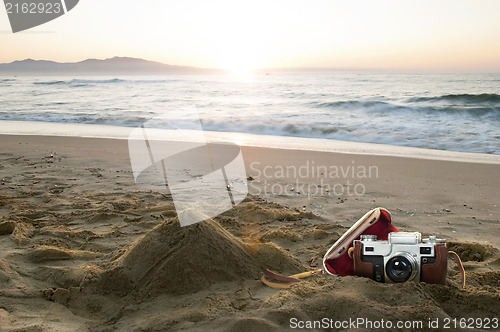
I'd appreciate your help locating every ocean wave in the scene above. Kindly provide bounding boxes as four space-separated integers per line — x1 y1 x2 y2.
200 119 357 139
30 78 180 86
70 78 126 84
33 78 130 85
33 80 66 85
365 104 500 118
313 100 392 110
408 93 500 104
199 118 499 154
70 78 179 84
428 106 500 117
312 99 500 119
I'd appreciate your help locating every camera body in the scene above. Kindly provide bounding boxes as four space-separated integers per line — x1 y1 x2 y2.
353 232 448 284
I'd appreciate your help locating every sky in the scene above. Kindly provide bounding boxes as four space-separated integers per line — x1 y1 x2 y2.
1 0 500 72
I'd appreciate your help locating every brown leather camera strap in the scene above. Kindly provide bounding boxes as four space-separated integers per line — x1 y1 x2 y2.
261 269 324 289
262 252 466 289
448 251 466 288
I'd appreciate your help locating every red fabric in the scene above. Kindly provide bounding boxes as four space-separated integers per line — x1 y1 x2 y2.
324 209 399 276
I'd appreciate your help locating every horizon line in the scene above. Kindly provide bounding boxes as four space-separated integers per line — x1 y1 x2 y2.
1 56 500 74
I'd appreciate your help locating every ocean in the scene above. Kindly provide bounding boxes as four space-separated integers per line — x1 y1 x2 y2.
1 73 499 155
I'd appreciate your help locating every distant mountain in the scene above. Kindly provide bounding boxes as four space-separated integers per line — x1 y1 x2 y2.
0 56 219 75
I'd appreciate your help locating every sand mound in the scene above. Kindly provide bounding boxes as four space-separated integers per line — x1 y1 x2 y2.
10 222 34 244
466 270 500 288
263 228 303 242
226 317 281 331
221 200 318 225
253 242 305 274
28 246 102 263
0 220 16 235
447 241 498 262
253 275 500 330
87 218 267 297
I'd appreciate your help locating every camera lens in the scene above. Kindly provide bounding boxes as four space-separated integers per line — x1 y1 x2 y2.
386 254 417 283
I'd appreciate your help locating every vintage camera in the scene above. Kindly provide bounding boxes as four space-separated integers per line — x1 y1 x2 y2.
352 232 448 284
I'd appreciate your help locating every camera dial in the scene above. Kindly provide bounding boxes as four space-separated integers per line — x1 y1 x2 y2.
422 235 444 244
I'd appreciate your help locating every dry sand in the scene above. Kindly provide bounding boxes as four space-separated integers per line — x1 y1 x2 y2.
0 134 499 331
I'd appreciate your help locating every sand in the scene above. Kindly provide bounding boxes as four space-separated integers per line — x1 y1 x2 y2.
0 134 499 331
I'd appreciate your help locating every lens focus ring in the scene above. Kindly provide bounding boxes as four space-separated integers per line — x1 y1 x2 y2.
386 252 418 283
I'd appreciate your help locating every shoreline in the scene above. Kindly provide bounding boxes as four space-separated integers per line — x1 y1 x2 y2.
1 120 500 165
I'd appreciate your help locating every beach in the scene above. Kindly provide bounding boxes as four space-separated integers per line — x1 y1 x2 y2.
0 134 499 331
